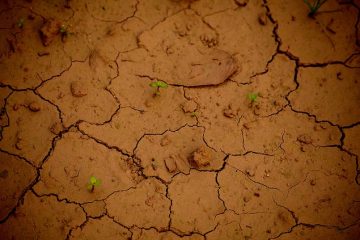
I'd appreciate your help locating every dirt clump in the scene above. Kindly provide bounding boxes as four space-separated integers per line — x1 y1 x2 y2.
164 154 190 174
28 102 41 112
70 81 88 97
164 156 177 173
181 100 197 113
223 104 238 118
49 122 64 135
297 134 312 144
39 19 61 46
160 135 171 146
258 13 268 25
190 146 212 167
235 0 249 7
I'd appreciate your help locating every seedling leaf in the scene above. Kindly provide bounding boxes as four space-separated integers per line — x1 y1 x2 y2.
149 80 168 88
90 176 97 185
248 93 258 102
17 18 25 28
60 25 67 33
157 81 168 88
303 0 327 16
149 82 158 88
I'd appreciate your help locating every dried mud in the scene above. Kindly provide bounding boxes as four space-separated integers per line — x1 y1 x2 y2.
0 0 359 239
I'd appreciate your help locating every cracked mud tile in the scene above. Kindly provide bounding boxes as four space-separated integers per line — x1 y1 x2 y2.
276 223 360 240
69 216 131 240
86 0 137 22
60 1 121 60
289 65 360 126
134 126 225 182
203 0 277 83
0 151 36 221
125 9 237 86
81 200 106 218
0 87 11 108
243 108 341 154
185 81 248 154
0 91 61 166
275 168 360 228
0 192 86 240
344 125 360 156
208 210 293 240
105 178 170 230
16 0 74 21
191 0 237 16
132 227 204 240
0 86 11 130
184 73 293 155
206 211 245 239
33 131 142 203
169 170 225 234
346 53 360 67
228 144 357 192
38 57 118 127
268 0 359 63
0 7 71 89
136 0 189 27
249 54 296 115
218 165 295 239
80 76 196 154
90 24 138 61
64 0 139 60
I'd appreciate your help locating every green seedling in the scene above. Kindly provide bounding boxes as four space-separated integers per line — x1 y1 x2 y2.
17 18 25 28
149 80 168 96
87 176 101 192
190 111 198 117
59 24 70 37
303 0 327 17
59 25 67 34
59 24 74 42
247 92 258 103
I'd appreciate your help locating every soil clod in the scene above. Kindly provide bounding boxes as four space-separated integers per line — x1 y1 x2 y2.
39 19 62 46
70 81 88 97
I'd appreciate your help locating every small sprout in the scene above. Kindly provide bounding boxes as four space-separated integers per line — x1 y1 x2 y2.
303 0 327 17
190 111 198 117
59 25 67 33
149 80 168 96
17 18 25 28
248 92 258 103
59 24 73 42
87 176 101 192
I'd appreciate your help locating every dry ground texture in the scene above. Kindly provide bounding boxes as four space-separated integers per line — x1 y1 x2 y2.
0 0 360 239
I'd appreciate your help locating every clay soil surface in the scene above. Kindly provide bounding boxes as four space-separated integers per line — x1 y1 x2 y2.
1 0 360 239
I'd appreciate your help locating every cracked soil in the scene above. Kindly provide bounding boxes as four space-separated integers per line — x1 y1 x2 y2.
0 0 360 239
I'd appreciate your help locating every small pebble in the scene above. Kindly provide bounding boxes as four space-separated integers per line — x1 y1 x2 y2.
258 13 268 26
29 102 41 112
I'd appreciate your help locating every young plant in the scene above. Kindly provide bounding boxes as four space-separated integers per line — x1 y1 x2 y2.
17 18 25 28
149 80 168 96
59 24 70 41
190 111 198 117
247 92 258 103
87 176 101 192
303 0 327 17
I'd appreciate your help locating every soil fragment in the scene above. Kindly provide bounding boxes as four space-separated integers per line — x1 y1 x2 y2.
70 81 88 97
190 146 212 167
39 19 61 46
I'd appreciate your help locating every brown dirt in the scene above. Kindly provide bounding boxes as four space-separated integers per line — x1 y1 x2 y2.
0 0 359 239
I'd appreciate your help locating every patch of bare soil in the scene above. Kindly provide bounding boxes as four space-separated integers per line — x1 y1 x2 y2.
0 0 359 239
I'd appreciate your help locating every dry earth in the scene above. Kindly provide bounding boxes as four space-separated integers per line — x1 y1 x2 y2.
0 0 360 239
